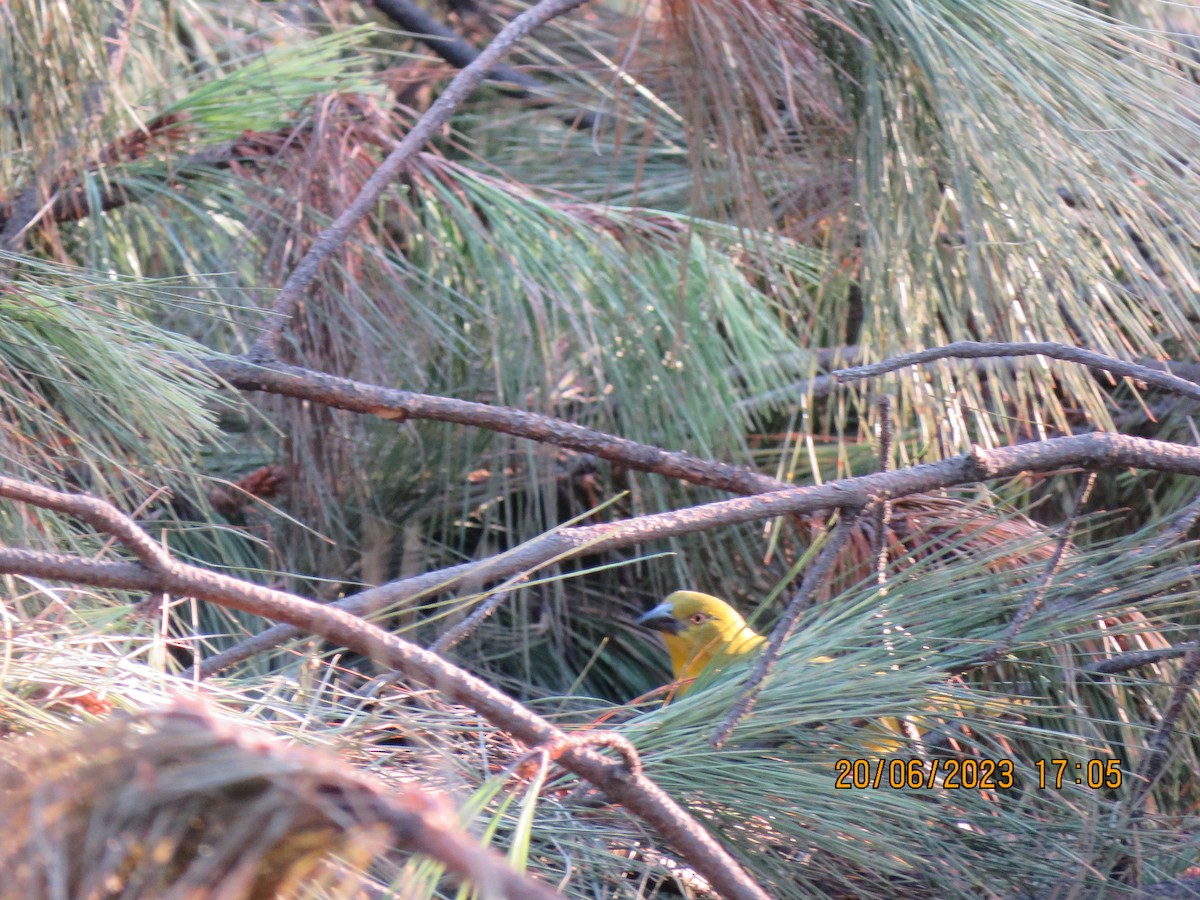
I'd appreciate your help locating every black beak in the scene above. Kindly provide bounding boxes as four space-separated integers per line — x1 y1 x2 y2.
636 602 681 634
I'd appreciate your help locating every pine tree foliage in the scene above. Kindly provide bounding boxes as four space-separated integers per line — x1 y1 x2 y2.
2 0 1200 896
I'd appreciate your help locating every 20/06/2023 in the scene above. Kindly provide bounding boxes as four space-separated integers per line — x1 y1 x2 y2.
833 757 1123 790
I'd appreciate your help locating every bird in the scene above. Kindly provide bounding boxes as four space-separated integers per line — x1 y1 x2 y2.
636 590 921 752
636 590 765 698
637 590 1027 753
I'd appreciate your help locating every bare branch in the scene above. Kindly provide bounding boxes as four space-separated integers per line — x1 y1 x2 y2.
951 473 1094 675
0 476 172 572
193 430 1200 676
1081 643 1199 676
199 354 778 494
742 343 1200 411
834 341 1200 402
1126 644 1200 820
370 0 596 129
710 510 863 748
250 0 591 360
0 477 769 900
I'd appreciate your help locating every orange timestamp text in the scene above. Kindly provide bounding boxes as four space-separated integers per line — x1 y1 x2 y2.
833 757 1124 790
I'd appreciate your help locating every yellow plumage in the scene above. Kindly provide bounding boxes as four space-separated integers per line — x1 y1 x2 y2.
638 590 1025 753
636 590 765 697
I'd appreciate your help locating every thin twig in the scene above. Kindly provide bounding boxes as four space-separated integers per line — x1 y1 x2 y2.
1081 643 1199 676
835 341 1200 403
250 0 591 360
951 473 1095 675
370 0 596 129
428 530 615 654
358 574 529 697
193 430 1200 677
0 476 769 900
742 343 1200 411
872 395 895 583
431 583 522 654
1126 644 1200 820
1130 488 1200 561
710 510 863 748
0 476 172 572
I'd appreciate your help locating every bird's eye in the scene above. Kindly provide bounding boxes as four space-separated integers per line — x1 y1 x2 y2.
689 612 708 625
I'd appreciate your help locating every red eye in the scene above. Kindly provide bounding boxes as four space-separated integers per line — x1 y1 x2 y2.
689 612 707 625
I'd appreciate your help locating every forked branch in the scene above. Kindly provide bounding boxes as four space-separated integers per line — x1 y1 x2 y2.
194 430 1200 676
0 475 768 900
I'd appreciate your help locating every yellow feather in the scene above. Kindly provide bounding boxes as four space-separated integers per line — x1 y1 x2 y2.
637 591 1025 752
638 591 764 697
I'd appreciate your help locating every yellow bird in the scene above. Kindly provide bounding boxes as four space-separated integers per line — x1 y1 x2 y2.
637 590 1024 753
636 590 765 697
637 591 915 752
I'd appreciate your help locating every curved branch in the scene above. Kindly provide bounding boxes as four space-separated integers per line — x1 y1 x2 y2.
194 431 1200 676
833 341 1200 401
199 354 775 494
0 476 172 572
743 343 1200 411
251 0 591 360
370 0 596 129
0 482 768 900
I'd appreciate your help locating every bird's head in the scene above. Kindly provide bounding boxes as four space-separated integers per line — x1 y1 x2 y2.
636 590 764 691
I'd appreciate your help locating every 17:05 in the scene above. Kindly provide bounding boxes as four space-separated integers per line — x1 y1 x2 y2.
1033 758 1123 789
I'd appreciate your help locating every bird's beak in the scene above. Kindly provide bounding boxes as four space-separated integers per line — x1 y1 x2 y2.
636 601 682 634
